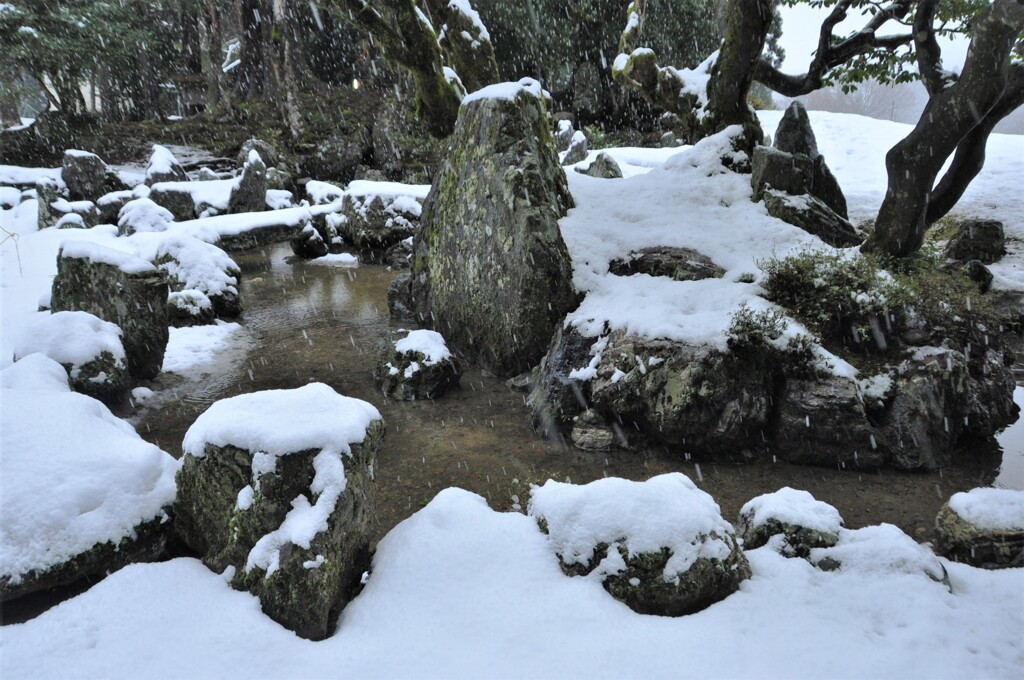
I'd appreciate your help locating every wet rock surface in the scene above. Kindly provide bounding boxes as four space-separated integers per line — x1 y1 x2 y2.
373 330 462 401
407 80 578 378
762 189 861 248
608 247 725 282
934 490 1024 568
943 219 1006 264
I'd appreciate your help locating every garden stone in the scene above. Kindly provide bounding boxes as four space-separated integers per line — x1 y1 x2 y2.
407 79 578 378
737 487 843 558
751 145 813 199
527 325 594 437
63 149 123 201
174 384 383 640
773 101 819 158
570 409 617 451
562 130 588 165
530 474 750 616
762 189 861 247
575 151 622 179
554 119 574 152
608 246 724 282
50 241 169 380
97 190 134 224
934 489 1024 568
149 185 197 221
384 237 414 269
771 376 883 469
943 219 1005 264
237 138 279 168
227 150 267 214
337 188 422 250
145 145 188 185
373 329 462 400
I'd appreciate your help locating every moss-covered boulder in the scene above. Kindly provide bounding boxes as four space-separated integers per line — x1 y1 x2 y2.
407 79 578 378
227 150 267 215
50 241 169 380
336 183 423 251
373 329 462 400
530 474 750 616
934 488 1024 568
608 246 725 282
174 384 383 640
737 487 843 558
575 151 622 179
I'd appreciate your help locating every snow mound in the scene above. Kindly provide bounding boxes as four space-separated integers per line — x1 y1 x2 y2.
0 361 178 582
145 145 182 181
13 311 125 376
740 487 844 535
306 180 345 205
59 240 156 274
0 353 71 392
182 382 381 460
307 253 358 266
948 488 1024 531
162 321 246 376
529 473 736 580
132 232 240 299
118 197 174 233
810 524 947 582
394 329 452 364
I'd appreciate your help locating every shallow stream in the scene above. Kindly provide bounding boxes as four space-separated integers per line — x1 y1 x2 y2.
135 243 1024 546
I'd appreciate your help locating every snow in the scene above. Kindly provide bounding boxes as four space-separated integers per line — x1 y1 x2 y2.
306 179 345 204
145 144 181 182
307 252 359 266
462 78 545 105
132 233 240 299
810 524 947 583
529 473 736 580
740 487 844 534
162 321 244 375
150 178 238 213
266 189 294 210
394 329 451 364
174 205 315 243
345 179 431 201
947 488 1024 531
0 356 178 582
0 352 71 392
182 383 381 460
118 197 174 233
2 489 1021 679
58 239 157 274
13 311 125 376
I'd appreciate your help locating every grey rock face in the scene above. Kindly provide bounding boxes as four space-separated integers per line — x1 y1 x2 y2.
50 246 169 380
773 101 819 158
303 133 371 185
762 190 862 248
771 377 883 469
527 324 594 437
291 222 330 259
237 138 280 168
145 145 188 185
373 330 462 400
386 272 416 322
35 178 63 228
228 151 268 214
575 151 623 179
935 500 1024 569
570 409 618 451
608 247 725 282
408 83 578 378
62 150 115 201
943 219 1005 264
553 118 574 152
752 145 814 200
384 238 414 269
149 186 197 221
174 409 383 640
562 131 588 166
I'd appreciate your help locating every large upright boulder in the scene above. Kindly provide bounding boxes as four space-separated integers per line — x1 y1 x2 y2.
62 149 125 201
50 241 169 380
406 78 578 377
227 150 268 214
773 102 848 219
174 384 383 640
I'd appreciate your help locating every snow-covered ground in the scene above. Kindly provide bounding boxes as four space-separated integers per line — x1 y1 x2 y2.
1 111 1023 678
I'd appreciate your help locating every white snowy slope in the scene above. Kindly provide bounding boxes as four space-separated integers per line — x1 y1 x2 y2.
1 489 1021 679
0 356 179 582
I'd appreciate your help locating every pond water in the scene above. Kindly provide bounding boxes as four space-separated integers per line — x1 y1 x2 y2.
133 243 1022 546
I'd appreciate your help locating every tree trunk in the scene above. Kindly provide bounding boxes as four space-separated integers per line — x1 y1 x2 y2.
237 0 270 98
701 0 774 147
862 0 1024 258
270 0 304 139
182 0 203 75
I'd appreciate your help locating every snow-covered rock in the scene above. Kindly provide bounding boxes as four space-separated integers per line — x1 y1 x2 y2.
50 241 169 380
529 473 750 616
12 311 128 405
117 197 174 235
144 145 187 186
737 487 844 557
374 329 462 400
174 383 384 640
0 355 178 600
810 523 949 587
62 149 125 201
935 488 1024 568
135 233 242 320
227 149 267 214
336 180 426 251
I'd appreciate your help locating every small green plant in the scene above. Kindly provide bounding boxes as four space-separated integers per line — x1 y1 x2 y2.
727 304 817 376
758 247 1005 362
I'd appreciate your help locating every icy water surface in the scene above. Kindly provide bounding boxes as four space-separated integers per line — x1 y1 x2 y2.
134 243 1021 546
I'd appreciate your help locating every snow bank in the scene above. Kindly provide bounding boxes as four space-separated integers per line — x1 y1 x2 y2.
529 473 735 579
182 382 381 460
162 321 246 375
0 352 70 392
0 357 178 582
948 488 1024 531
811 524 947 582
0 165 61 186
150 178 238 213
118 197 174 233
2 488 1022 679
13 311 125 375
